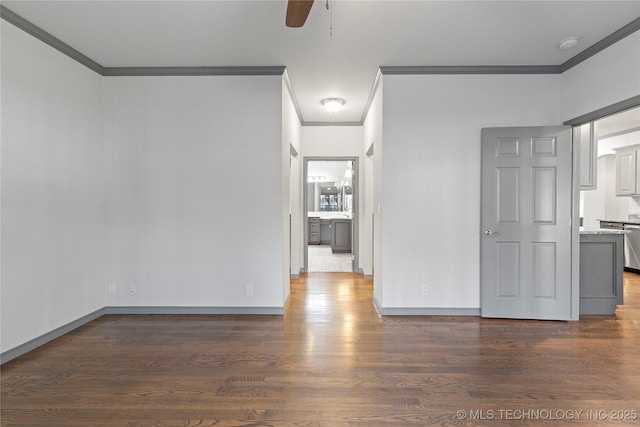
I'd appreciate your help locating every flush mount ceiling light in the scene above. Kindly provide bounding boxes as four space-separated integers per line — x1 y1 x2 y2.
558 36 579 50
322 98 345 113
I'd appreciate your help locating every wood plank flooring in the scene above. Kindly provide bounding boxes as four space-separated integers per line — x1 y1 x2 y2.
2 272 639 426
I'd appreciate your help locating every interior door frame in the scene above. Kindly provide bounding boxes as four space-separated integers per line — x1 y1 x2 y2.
302 156 359 273
571 127 580 320
479 96 640 320
563 96 640 319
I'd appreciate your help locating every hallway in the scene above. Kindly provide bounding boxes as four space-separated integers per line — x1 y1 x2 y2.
1 273 639 425
306 245 353 272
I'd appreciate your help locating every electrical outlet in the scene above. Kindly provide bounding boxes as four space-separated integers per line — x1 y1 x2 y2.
108 282 117 294
246 284 254 296
421 284 429 296
129 286 136 296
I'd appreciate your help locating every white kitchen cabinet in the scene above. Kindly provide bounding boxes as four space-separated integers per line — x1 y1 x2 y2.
615 146 640 196
575 122 598 191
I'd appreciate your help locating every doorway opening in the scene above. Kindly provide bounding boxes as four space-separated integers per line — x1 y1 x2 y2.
579 106 640 229
579 105 640 306
303 157 358 273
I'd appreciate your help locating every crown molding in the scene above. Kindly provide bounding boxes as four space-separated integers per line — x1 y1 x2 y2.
563 95 640 127
282 70 305 124
0 4 104 75
0 5 285 78
2 5 639 127
284 69 364 126
301 121 364 127
103 66 285 77
599 126 640 141
360 69 383 124
380 65 562 75
560 17 640 73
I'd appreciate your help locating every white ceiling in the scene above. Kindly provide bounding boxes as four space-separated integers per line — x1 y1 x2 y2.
597 107 640 155
598 107 640 137
3 0 640 123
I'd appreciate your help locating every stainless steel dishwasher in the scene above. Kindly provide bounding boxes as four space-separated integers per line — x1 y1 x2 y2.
623 224 640 270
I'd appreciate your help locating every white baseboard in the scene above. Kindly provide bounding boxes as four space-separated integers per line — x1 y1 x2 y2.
1 306 284 364
2 303 480 364
105 306 284 315
0 308 106 364
377 307 481 316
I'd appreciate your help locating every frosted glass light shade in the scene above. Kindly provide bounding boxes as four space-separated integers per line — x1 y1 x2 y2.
322 98 345 113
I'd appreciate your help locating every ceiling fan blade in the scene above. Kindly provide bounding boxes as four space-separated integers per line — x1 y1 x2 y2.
286 0 314 28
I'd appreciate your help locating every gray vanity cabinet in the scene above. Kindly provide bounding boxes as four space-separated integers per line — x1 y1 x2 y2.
319 219 331 244
308 217 320 244
331 219 352 253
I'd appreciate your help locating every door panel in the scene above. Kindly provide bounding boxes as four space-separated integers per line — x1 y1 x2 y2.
532 242 556 298
532 167 557 224
496 242 520 297
497 168 519 223
481 126 573 320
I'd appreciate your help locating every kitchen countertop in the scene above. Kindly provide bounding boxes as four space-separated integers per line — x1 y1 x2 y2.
597 218 640 225
580 227 628 235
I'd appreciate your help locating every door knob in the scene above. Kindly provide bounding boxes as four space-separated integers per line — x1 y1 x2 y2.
484 230 496 236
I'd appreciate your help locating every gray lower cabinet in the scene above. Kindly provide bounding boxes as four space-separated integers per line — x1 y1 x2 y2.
331 219 352 253
579 233 624 315
319 219 331 244
308 218 320 244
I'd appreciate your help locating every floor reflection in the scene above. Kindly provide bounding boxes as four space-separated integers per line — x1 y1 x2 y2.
286 272 380 368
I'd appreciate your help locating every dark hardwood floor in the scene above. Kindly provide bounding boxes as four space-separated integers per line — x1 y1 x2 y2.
2 272 639 426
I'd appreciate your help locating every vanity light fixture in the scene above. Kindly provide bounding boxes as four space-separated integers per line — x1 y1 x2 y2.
558 36 579 50
322 98 345 113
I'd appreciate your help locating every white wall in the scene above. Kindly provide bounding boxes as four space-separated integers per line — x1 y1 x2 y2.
582 154 631 228
582 156 609 229
104 75 285 308
561 32 640 122
3 10 637 358
283 74 302 287
1 22 106 352
363 76 383 295
301 126 364 158
300 126 366 272
380 74 562 310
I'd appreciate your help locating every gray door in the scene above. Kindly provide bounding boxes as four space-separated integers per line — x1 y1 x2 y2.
481 126 573 320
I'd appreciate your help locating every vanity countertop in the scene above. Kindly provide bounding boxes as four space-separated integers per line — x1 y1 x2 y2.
308 212 351 220
580 227 628 235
